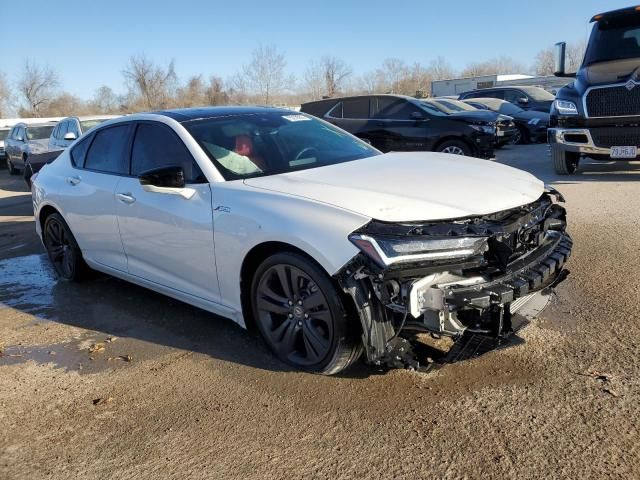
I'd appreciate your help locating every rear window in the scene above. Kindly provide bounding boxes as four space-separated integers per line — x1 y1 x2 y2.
84 125 130 174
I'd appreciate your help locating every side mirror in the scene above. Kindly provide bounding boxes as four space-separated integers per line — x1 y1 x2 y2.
410 111 425 120
518 97 529 105
139 165 185 188
63 132 77 141
554 42 567 76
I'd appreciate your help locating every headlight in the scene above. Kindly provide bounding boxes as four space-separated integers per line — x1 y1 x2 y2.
349 234 488 267
470 124 495 135
553 100 578 115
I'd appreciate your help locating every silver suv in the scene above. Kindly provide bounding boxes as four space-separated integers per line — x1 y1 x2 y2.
48 115 118 150
5 122 56 175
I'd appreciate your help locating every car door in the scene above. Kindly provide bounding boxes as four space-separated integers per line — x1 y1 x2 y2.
55 121 68 150
115 121 220 303
325 97 373 140
62 124 132 272
14 127 27 167
5 127 16 161
372 97 432 151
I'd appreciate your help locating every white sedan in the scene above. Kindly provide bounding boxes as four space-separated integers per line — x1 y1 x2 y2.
32 107 572 374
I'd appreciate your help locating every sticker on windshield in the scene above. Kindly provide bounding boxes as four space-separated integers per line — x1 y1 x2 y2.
282 114 310 122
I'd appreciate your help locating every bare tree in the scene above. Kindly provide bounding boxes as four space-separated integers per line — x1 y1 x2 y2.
89 85 120 113
461 56 526 77
427 56 455 81
205 76 229 105
17 61 59 116
0 72 11 117
303 60 325 100
123 54 177 109
566 39 587 72
320 56 351 97
534 39 587 75
533 47 555 75
239 45 292 104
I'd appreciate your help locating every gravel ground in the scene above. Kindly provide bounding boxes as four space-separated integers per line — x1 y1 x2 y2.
1 145 639 479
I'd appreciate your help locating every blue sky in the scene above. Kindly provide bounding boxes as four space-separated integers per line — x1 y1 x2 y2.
4 0 629 99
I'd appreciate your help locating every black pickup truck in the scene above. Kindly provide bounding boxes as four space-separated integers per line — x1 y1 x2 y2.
550 5 640 174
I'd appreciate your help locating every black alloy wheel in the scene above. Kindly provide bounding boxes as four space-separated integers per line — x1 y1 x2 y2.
251 252 361 374
43 213 87 281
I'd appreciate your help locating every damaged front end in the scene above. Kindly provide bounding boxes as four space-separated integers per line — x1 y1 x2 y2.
336 187 572 370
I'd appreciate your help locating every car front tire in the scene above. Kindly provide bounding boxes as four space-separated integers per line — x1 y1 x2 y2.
7 158 18 175
251 252 362 375
436 140 470 156
43 213 89 281
552 146 580 175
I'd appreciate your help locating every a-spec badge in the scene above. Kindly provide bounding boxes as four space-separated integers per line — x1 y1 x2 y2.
626 79 636 91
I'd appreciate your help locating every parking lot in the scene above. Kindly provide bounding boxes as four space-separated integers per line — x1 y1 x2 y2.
1 144 639 479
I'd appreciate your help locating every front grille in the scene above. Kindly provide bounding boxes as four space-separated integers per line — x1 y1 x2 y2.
591 127 640 148
586 85 640 117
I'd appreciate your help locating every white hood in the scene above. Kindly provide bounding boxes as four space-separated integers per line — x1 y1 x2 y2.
244 152 544 222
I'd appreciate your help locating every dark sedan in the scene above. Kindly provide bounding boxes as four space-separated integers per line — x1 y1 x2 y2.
430 98 518 147
459 86 555 113
462 98 549 145
301 94 495 158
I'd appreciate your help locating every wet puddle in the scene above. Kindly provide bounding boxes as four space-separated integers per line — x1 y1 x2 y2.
0 254 58 318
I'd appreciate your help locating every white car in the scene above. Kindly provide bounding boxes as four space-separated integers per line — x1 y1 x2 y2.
48 115 120 151
32 107 572 374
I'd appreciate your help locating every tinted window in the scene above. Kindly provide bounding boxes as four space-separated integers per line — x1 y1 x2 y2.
503 90 525 103
84 125 130 174
585 15 640 65
327 102 343 119
70 134 93 167
131 123 204 182
342 98 370 119
69 120 81 137
375 98 422 119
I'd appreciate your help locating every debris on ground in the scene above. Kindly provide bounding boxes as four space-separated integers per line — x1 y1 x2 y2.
92 397 113 406
578 370 614 382
603 388 620 398
105 337 117 344
88 343 106 354
107 355 133 362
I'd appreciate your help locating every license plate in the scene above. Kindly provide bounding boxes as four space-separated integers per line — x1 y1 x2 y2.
497 131 505 137
611 146 637 158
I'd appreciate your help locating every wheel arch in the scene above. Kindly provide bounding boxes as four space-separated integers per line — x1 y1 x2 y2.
239 241 360 335
433 135 475 155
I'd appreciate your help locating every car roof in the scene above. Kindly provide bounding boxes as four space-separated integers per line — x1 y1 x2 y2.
14 122 57 128
591 5 640 22
463 98 508 106
149 106 296 122
63 115 121 122
302 93 416 106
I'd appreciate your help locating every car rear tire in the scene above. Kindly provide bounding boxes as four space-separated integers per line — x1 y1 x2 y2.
7 158 18 175
552 146 580 175
24 163 34 188
436 140 470 156
251 252 362 375
509 126 529 145
43 213 89 282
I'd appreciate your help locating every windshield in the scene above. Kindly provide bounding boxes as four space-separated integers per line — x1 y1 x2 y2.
0 129 9 141
26 126 55 140
519 87 555 101
417 101 448 116
432 99 477 113
184 112 380 180
80 118 111 133
584 15 640 65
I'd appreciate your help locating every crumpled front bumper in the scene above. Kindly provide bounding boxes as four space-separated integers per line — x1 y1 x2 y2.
411 231 572 315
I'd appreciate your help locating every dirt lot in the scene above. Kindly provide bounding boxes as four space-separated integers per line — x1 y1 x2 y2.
1 145 639 479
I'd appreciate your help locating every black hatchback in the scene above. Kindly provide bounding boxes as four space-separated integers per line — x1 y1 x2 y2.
300 95 495 159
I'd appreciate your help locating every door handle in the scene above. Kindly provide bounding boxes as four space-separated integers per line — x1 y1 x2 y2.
116 192 136 204
66 175 82 186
